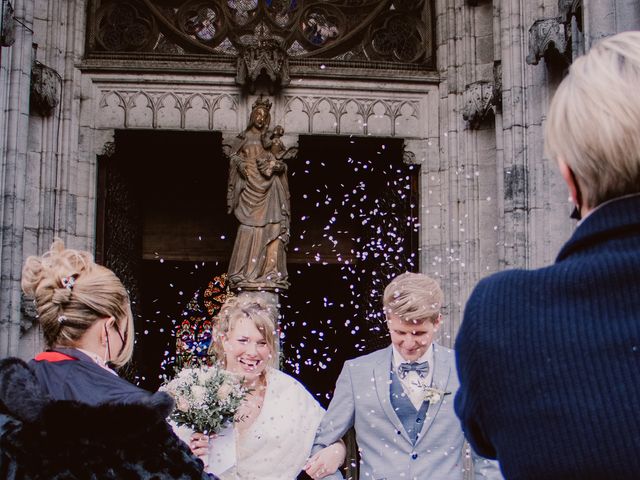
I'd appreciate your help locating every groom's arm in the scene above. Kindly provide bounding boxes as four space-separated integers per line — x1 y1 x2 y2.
309 362 357 480
313 361 356 450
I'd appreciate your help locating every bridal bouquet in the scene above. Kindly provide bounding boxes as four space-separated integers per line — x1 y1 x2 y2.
161 363 248 435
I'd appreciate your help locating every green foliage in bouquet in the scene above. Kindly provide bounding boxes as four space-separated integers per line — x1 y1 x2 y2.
161 363 248 435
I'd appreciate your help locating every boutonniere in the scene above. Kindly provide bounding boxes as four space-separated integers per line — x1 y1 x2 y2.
411 378 451 404
422 386 451 404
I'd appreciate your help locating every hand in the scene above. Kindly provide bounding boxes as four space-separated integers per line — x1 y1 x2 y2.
271 160 285 173
190 432 212 467
240 162 249 179
304 442 346 479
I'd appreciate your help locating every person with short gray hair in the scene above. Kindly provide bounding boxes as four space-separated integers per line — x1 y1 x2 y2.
455 30 640 479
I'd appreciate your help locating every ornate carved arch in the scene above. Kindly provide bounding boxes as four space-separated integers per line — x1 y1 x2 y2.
86 0 435 69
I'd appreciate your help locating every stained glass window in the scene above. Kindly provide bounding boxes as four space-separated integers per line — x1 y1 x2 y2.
86 0 434 69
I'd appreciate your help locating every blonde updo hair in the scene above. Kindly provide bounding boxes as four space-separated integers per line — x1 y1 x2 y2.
383 272 443 324
21 239 134 367
208 296 278 368
545 31 640 208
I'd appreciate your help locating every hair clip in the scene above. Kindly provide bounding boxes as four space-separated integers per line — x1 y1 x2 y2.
61 275 76 290
58 315 67 324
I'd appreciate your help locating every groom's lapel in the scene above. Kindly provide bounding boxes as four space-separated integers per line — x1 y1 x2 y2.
373 346 412 444
415 343 451 446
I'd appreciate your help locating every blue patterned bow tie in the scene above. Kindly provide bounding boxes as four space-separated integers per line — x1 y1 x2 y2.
398 360 429 379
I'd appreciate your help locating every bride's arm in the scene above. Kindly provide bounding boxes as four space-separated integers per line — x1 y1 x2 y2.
304 440 346 479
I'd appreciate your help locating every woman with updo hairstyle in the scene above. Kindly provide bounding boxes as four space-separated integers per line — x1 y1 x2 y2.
187 296 345 479
0 240 216 479
20 239 147 403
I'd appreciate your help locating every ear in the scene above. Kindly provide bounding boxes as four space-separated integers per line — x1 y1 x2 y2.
432 314 442 331
99 317 115 345
220 332 230 353
558 159 580 207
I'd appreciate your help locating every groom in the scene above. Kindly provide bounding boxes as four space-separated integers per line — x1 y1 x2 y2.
307 272 500 480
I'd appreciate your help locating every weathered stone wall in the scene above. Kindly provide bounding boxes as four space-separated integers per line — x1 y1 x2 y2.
2 0 640 360
0 0 33 358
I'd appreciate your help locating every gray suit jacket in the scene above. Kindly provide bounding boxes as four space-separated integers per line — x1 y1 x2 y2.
312 344 501 480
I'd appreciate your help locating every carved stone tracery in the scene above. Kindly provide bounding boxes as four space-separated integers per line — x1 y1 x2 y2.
96 87 427 139
86 0 434 69
1 0 16 47
526 0 583 67
461 81 499 129
558 0 582 23
236 39 290 92
30 61 62 117
526 18 568 66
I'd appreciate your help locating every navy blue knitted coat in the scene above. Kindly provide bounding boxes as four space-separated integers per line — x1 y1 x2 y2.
455 194 640 480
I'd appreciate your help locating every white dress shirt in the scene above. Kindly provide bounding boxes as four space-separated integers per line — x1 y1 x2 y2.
392 344 434 409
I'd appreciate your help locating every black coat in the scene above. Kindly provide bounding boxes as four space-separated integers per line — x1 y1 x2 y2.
0 357 214 480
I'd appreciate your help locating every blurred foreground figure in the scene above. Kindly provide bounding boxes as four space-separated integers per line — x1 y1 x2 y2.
0 240 213 480
455 31 640 480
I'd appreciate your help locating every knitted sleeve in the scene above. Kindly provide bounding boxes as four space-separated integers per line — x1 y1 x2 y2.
454 279 497 459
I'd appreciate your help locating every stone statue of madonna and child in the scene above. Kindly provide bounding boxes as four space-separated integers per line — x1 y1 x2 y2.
226 97 292 293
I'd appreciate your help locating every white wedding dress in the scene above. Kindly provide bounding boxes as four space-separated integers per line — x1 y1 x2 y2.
221 368 325 480
173 368 325 480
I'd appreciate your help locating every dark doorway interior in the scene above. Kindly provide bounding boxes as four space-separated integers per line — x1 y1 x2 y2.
281 135 420 407
97 131 419 400
97 129 234 389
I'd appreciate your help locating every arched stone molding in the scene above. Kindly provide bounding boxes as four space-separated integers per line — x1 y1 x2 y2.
93 80 436 140
281 92 428 139
96 87 241 132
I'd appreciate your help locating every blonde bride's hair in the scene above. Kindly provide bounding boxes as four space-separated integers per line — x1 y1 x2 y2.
209 296 278 368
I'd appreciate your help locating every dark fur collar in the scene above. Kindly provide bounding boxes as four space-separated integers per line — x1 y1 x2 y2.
0 358 49 422
0 358 209 480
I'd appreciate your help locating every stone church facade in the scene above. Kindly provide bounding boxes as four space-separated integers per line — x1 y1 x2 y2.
1 0 639 364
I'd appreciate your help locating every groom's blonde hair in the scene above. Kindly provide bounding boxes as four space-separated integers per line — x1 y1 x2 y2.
383 272 443 324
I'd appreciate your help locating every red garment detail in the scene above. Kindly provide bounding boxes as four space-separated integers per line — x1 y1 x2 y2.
33 351 77 362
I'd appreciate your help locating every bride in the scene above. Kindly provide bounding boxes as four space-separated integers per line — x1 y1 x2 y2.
189 296 345 479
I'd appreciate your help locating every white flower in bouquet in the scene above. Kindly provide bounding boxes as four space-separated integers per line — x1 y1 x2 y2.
191 385 207 404
217 382 233 401
160 362 248 435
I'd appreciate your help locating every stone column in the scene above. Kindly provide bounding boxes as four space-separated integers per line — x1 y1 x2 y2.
432 0 503 343
585 0 640 48
16 0 91 359
496 0 574 272
0 0 33 357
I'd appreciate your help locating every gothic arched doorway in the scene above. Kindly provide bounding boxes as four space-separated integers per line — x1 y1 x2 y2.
97 129 233 388
97 130 419 399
